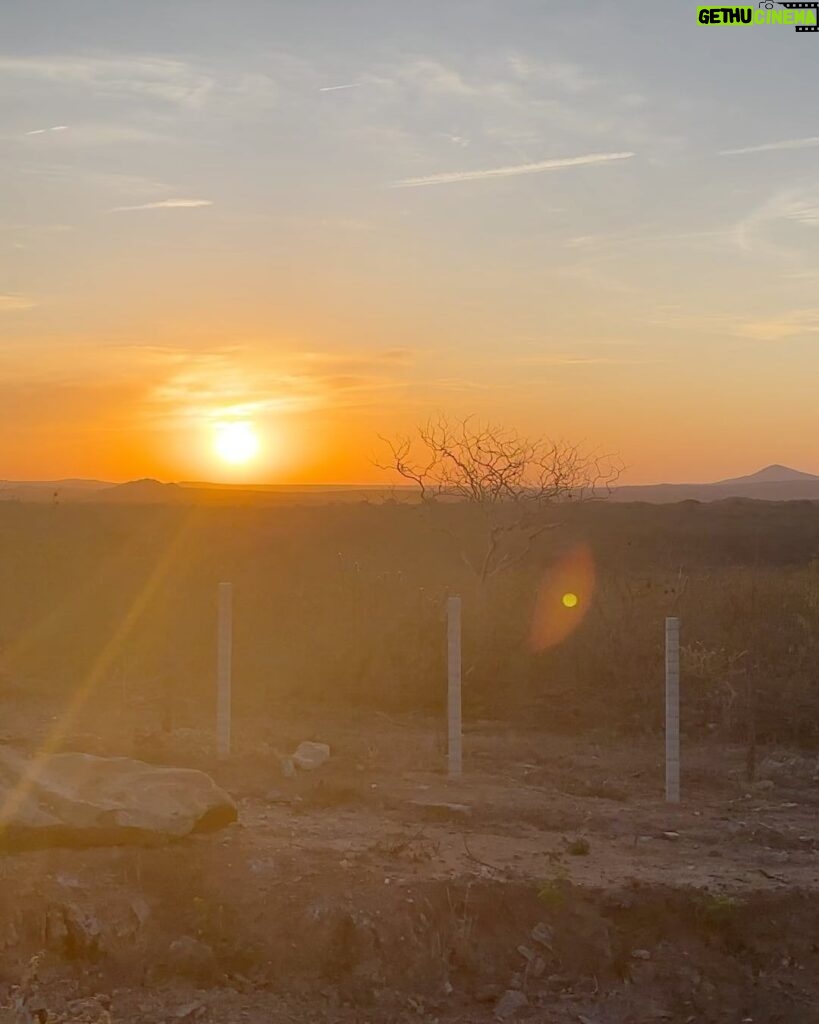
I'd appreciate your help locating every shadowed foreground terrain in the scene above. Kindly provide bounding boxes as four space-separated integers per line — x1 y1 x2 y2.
1 709 818 1023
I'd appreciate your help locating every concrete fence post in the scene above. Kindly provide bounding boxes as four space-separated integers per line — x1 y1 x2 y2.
217 582 233 758
447 595 462 780
665 616 680 803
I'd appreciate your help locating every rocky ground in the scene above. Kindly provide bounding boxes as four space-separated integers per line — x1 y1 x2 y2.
1 707 818 1023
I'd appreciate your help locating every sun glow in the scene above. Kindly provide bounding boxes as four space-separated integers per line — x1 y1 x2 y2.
213 421 260 465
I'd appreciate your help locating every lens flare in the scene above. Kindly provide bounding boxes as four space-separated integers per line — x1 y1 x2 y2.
530 543 595 651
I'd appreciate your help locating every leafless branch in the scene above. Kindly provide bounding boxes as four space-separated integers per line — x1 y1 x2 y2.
377 416 622 581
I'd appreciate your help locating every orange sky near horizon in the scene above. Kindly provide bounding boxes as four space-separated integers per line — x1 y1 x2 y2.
4 323 817 486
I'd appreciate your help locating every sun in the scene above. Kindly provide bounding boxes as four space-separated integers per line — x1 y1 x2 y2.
213 421 260 465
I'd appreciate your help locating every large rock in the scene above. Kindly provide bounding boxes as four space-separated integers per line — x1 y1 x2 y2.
0 747 237 850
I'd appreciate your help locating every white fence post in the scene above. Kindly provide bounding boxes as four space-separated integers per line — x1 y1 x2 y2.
217 582 233 758
665 616 680 803
447 595 462 780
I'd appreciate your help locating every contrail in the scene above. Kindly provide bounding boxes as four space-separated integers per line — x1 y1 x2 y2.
319 83 361 92
25 125 69 135
720 136 819 156
389 151 635 188
111 198 213 212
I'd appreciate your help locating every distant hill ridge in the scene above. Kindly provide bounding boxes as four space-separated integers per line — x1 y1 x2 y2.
2 465 819 505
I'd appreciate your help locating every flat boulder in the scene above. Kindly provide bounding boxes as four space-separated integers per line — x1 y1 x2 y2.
292 741 331 771
0 747 237 851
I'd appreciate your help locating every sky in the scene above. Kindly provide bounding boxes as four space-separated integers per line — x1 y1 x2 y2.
1 0 818 485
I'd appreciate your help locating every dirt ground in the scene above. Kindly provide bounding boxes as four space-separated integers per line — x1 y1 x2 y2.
1 704 819 1023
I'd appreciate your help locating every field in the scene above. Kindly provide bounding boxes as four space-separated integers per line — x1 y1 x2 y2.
1 498 819 1022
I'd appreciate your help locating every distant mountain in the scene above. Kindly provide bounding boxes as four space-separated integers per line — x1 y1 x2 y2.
612 465 819 503
715 464 819 486
95 479 185 503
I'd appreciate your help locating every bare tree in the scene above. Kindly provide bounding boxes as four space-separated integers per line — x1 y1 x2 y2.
377 416 621 582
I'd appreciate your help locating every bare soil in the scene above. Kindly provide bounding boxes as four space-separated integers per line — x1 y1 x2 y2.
1 706 818 1023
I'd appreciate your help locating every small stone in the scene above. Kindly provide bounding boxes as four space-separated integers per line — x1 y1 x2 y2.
410 799 471 817
531 922 554 948
631 948 652 960
173 1001 206 1019
661 831 679 841
494 989 528 1020
280 758 296 779
292 741 331 771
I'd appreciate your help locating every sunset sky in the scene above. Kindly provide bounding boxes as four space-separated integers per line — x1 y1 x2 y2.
2 1 818 485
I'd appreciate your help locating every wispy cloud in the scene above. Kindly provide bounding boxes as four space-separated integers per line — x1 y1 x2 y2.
111 198 213 212
720 137 819 157
0 55 213 106
25 125 69 136
513 354 630 367
0 295 36 312
145 346 419 424
734 185 819 254
736 309 819 342
0 55 279 113
649 309 819 342
389 151 634 188
19 123 167 147
319 82 361 92
507 55 598 95
392 59 487 98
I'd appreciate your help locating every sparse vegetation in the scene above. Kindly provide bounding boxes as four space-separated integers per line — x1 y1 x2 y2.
0 499 818 744
538 861 571 908
567 837 591 857
697 892 743 931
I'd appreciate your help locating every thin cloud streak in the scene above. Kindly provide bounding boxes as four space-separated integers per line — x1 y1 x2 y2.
319 83 361 92
111 198 213 212
389 151 635 188
25 125 69 135
720 137 819 156
0 294 36 311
